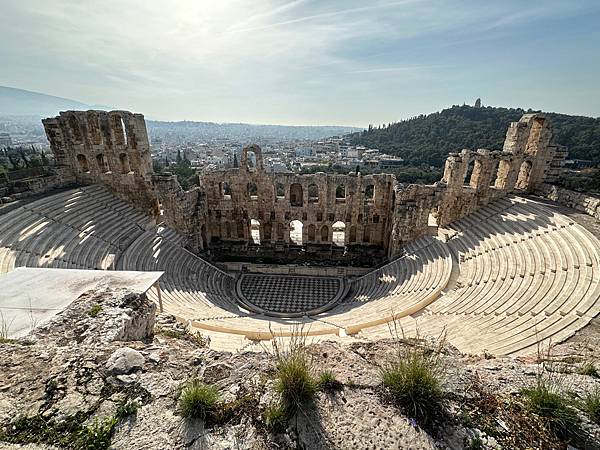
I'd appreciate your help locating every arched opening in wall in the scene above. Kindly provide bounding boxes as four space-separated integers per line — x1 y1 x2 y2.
469 160 482 188
363 225 371 243
263 223 272 241
96 154 109 173
119 153 130 174
320 225 329 243
494 160 511 189
275 183 285 199
221 181 231 199
464 158 475 185
225 222 232 238
308 184 319 203
201 224 208 249
76 154 89 173
364 184 374 202
277 222 285 241
237 221 245 239
489 161 499 188
349 225 357 243
290 220 303 245
516 160 532 190
250 219 261 245
307 224 316 242
247 182 258 200
428 208 439 227
69 115 82 141
332 221 345 247
246 150 257 170
335 184 346 201
120 117 128 146
290 183 303 206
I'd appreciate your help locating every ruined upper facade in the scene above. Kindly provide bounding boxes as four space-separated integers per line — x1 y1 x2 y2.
42 110 159 217
43 111 565 263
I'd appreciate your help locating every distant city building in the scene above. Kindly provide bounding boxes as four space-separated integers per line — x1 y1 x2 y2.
295 147 315 157
378 157 405 169
0 133 12 147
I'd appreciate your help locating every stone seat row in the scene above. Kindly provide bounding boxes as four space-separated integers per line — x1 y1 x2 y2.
0 185 152 274
359 196 600 356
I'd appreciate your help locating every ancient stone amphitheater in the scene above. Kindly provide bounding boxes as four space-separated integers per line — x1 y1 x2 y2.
1 110 599 356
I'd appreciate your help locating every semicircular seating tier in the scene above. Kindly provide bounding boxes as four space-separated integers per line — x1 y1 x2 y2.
359 196 600 356
1 185 599 356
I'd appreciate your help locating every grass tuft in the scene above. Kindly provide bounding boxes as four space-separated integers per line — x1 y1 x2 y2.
520 380 578 439
380 323 445 424
318 370 343 391
272 331 317 412
88 304 102 318
178 378 220 420
115 401 139 419
581 389 600 424
577 361 599 378
262 402 287 433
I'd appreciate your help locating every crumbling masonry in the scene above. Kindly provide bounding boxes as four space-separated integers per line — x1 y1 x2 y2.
43 111 565 263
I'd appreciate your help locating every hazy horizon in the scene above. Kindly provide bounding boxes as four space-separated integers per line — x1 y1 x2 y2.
2 0 600 127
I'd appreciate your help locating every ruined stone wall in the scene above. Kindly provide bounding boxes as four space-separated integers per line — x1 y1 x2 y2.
42 110 159 218
537 183 600 220
192 145 395 261
39 111 560 263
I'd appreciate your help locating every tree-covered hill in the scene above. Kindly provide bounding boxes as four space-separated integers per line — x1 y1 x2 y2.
348 105 600 167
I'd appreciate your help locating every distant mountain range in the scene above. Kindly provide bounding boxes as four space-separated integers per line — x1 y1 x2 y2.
0 86 360 140
0 86 112 116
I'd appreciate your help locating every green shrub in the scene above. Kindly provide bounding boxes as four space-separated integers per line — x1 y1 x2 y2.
88 304 102 318
380 344 444 423
581 389 600 424
178 378 220 420
318 370 342 391
115 401 139 419
521 380 578 439
263 402 287 433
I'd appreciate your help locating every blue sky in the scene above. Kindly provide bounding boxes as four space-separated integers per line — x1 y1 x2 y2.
1 0 599 125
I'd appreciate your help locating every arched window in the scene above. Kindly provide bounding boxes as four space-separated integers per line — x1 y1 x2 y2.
237 221 245 239
225 222 232 238
489 161 499 187
246 150 256 170
308 184 319 203
250 219 260 244
516 160 533 190
349 225 357 243
69 115 82 141
464 158 474 185
276 183 285 198
201 224 208 249
120 117 128 146
119 153 130 174
248 182 258 200
290 183 303 207
335 184 346 200
307 224 316 242
290 220 303 245
320 225 329 242
76 154 89 173
364 184 374 201
96 153 109 173
363 225 371 243
277 223 285 241
263 223 272 241
332 221 345 247
221 181 232 199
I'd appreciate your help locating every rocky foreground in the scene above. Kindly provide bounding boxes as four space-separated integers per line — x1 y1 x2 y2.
1 289 600 449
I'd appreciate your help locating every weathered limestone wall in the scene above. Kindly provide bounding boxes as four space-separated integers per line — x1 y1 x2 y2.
0 166 76 205
537 184 600 220
193 145 395 261
39 110 561 263
42 110 159 218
